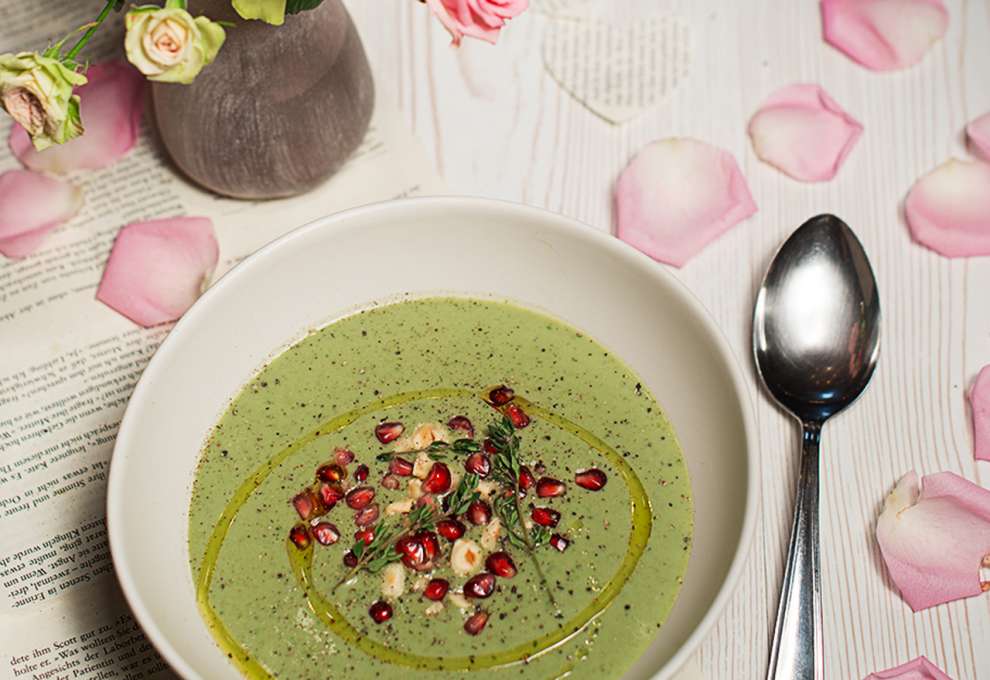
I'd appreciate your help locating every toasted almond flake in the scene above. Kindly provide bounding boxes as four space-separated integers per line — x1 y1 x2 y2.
480 517 502 552
448 592 470 610
412 423 449 450
386 499 414 516
476 479 500 500
413 451 433 479
407 478 424 500
451 538 484 577
381 563 406 599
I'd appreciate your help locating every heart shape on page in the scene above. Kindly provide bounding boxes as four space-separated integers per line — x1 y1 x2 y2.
531 0 594 20
542 14 692 125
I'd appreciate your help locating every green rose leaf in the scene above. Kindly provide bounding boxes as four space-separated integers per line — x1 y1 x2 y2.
285 0 324 14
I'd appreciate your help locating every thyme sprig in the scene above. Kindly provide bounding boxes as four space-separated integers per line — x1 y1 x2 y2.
375 438 480 463
485 415 559 611
334 504 437 589
493 494 551 550
446 473 481 516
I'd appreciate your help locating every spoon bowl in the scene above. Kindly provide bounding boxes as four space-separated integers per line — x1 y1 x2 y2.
753 213 880 680
754 214 881 423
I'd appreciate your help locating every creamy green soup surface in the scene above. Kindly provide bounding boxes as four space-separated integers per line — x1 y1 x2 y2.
188 297 692 679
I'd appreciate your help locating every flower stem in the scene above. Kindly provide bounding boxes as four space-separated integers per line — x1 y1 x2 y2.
64 0 116 62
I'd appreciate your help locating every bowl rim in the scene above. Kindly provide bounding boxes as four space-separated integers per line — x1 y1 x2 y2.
106 195 759 680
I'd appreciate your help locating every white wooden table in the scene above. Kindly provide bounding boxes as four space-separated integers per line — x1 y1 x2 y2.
344 1 990 677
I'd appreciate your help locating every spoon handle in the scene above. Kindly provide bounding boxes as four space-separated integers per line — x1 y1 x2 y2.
767 422 824 680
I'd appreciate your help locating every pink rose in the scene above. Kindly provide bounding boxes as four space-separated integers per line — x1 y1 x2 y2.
425 0 528 45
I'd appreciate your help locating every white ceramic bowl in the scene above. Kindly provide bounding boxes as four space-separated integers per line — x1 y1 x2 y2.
107 197 757 680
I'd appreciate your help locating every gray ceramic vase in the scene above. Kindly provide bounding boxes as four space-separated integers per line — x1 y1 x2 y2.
152 0 374 199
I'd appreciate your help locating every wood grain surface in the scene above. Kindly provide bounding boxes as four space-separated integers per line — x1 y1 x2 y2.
342 1 990 677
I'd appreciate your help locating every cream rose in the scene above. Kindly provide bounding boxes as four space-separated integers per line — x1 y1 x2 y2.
125 1 225 85
0 52 87 150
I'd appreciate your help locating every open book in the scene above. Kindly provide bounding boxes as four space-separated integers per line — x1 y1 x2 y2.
0 3 443 677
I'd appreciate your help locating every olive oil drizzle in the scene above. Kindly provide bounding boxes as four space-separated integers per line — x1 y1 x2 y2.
195 388 653 677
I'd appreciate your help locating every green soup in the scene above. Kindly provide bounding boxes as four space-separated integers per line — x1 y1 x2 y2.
188 297 692 679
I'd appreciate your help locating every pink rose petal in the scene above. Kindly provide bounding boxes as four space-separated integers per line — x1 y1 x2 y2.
10 61 145 174
425 0 528 45
905 159 990 257
615 138 757 267
0 169 82 259
748 83 863 182
966 112 990 162
876 470 990 611
821 0 949 71
96 217 218 327
865 656 953 680
969 366 990 462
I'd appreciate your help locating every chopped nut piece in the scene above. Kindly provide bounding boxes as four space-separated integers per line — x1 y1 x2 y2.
450 538 484 577
381 563 406 599
480 517 501 552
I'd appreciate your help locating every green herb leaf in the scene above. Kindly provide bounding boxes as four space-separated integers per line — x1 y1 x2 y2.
445 473 479 515
286 0 324 15
452 438 481 454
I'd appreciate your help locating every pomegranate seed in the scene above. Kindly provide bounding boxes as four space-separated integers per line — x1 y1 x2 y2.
354 464 369 482
485 551 517 578
536 477 566 498
369 600 393 624
334 447 355 465
463 572 496 598
345 486 375 510
375 422 404 443
505 404 530 429
423 578 450 601
422 462 452 494
531 506 561 528
575 468 608 491
389 457 414 477
417 530 441 561
317 483 345 508
316 463 347 484
549 534 570 552
464 452 491 478
447 416 475 438
292 490 322 520
354 527 375 545
436 517 466 541
518 466 535 492
488 385 514 406
467 500 492 526
380 474 400 490
354 503 380 527
395 534 427 569
464 610 489 635
342 551 358 568
312 522 340 546
482 439 498 455
288 524 310 549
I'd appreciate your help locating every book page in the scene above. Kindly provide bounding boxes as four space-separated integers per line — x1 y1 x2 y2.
0 7 444 676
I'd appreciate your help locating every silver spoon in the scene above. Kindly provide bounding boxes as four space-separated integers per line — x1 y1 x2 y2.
753 214 881 680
